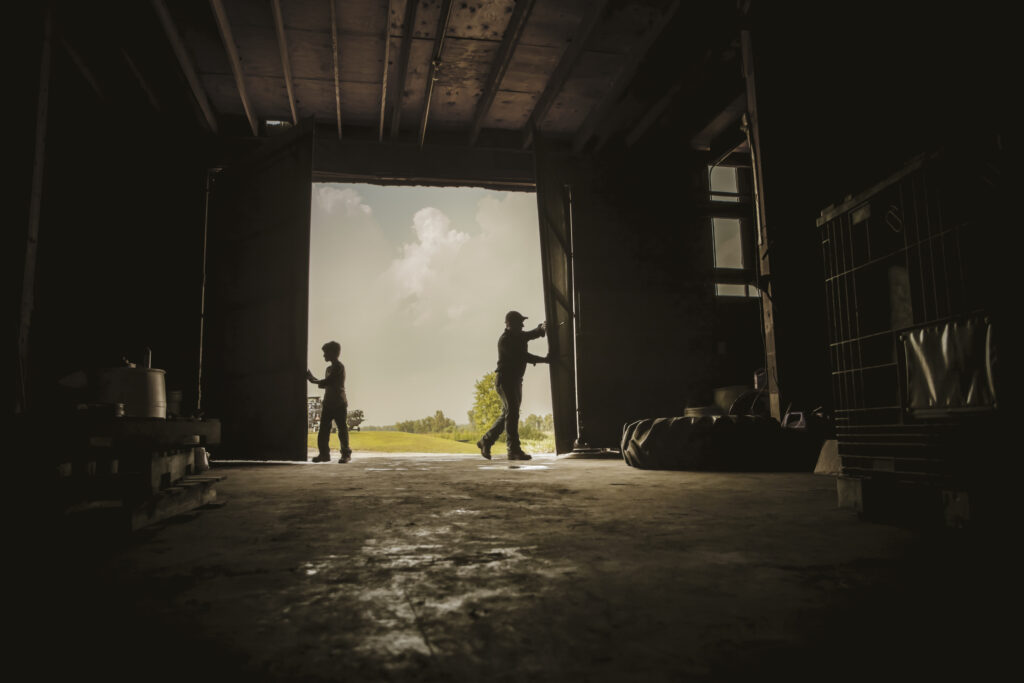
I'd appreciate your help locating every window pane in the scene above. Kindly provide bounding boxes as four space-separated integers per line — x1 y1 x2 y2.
708 166 740 203
709 166 738 193
716 283 748 297
713 217 743 269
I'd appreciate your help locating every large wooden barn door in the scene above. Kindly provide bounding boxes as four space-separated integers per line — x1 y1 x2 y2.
534 137 577 454
203 122 314 460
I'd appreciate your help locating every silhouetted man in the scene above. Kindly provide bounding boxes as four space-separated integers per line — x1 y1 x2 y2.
307 341 352 463
478 311 549 461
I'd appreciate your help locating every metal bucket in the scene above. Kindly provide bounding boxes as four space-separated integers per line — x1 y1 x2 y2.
95 367 167 419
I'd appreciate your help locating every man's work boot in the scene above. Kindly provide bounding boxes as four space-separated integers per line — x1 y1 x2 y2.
311 454 330 463
338 450 352 463
507 450 532 461
476 439 491 460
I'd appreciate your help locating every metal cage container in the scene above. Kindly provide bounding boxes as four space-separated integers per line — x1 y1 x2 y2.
817 150 1002 492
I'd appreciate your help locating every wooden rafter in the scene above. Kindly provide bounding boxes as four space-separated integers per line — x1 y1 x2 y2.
121 49 162 111
150 0 218 133
624 82 681 148
389 0 418 139
330 0 342 138
521 0 610 150
209 0 258 136
468 0 535 146
417 0 456 148
572 0 680 153
377 0 392 141
60 37 104 102
271 0 298 125
687 91 747 152
20 7 53 413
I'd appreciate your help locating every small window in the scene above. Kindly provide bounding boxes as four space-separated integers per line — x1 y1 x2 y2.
708 164 755 298
716 283 747 297
715 283 760 298
713 217 744 269
709 166 741 203
265 120 293 135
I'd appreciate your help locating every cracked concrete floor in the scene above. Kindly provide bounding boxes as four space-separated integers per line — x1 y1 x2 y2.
27 453 1003 682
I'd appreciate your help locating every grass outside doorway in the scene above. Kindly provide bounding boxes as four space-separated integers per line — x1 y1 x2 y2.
308 431 554 455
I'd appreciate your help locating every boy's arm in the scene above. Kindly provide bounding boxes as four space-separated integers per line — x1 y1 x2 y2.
318 364 341 389
306 369 319 384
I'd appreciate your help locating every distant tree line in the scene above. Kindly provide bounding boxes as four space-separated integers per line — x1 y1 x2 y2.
524 411 557 432
394 410 456 434
389 371 553 442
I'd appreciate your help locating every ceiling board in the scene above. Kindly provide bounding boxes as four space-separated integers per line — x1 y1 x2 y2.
484 90 538 129
446 0 516 40
64 0 740 152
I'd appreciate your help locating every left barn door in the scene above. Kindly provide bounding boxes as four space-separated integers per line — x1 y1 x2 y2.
203 122 314 460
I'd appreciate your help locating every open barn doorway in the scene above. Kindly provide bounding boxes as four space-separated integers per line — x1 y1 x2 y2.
307 183 554 460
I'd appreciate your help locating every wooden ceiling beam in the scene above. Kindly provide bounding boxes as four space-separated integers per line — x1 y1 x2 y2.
330 0 343 138
468 0 535 147
521 0 610 150
377 0 392 141
271 0 298 125
389 0 418 140
150 0 218 133
209 0 258 136
417 0 456 148
624 82 681 148
688 91 747 151
120 49 162 112
59 37 104 102
572 0 680 154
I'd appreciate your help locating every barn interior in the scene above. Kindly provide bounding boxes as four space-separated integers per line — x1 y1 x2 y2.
14 0 1013 680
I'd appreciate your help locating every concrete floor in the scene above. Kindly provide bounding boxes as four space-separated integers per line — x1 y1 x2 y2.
28 452 1003 682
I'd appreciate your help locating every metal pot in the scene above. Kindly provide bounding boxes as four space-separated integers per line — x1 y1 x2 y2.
95 367 167 419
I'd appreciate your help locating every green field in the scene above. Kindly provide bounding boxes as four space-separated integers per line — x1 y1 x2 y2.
307 431 553 455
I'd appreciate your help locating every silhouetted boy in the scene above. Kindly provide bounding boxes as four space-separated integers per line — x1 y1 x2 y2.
307 341 352 463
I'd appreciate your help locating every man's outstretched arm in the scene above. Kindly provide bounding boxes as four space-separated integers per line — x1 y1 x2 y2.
525 322 547 340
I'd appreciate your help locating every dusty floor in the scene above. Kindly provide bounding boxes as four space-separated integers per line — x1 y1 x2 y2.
27 452 1004 681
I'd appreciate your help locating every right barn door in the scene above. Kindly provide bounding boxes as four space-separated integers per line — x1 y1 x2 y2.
534 137 577 454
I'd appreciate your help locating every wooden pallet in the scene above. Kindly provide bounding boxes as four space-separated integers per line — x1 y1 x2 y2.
129 474 226 530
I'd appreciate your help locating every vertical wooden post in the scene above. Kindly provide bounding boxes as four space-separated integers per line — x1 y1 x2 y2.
18 7 53 414
741 28 782 420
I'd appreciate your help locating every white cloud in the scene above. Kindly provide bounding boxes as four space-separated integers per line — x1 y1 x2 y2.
315 186 372 216
388 207 469 302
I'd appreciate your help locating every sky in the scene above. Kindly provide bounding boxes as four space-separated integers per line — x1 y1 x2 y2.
308 183 552 427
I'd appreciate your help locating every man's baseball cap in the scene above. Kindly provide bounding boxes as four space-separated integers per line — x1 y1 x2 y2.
505 310 528 324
